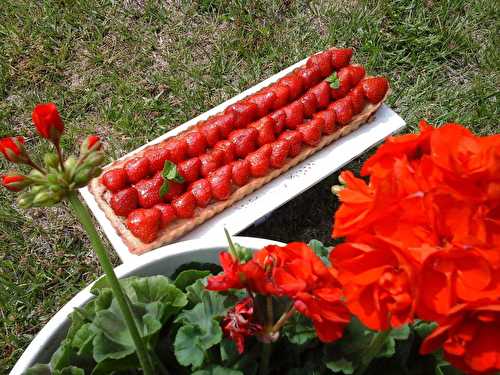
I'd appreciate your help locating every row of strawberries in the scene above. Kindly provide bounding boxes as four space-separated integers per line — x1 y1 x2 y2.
100 48 389 243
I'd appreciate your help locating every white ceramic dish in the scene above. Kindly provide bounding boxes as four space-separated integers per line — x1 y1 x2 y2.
10 237 284 375
80 54 405 263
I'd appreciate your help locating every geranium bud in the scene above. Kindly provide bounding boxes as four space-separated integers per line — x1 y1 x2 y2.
1 174 28 192
84 151 105 167
81 135 101 154
44 152 60 169
0 136 28 163
64 156 78 178
32 103 64 143
74 166 93 187
29 169 46 181
17 193 34 208
32 190 52 205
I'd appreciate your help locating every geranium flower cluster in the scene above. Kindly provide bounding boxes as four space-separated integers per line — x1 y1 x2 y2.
331 121 500 374
207 242 350 352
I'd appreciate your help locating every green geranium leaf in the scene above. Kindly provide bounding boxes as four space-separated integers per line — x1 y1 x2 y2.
283 313 317 345
174 269 211 291
24 364 51 375
220 338 239 364
92 331 135 363
413 320 438 338
176 291 229 330
325 358 354 374
186 278 209 304
92 309 134 347
50 339 72 371
91 354 139 375
171 261 222 280
130 275 186 306
308 239 331 266
326 72 340 89
59 367 85 375
193 365 244 375
174 325 209 368
71 323 95 356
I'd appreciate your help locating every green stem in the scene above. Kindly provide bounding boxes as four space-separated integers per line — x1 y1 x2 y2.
259 342 272 375
354 329 391 375
224 227 239 259
55 143 65 172
67 191 155 375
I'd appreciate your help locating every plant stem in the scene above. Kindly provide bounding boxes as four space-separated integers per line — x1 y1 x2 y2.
67 191 155 375
271 306 295 333
55 143 65 172
259 342 272 375
27 158 46 174
224 227 238 259
354 329 391 375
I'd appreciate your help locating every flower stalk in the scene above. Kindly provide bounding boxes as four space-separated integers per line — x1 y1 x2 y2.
354 329 391 375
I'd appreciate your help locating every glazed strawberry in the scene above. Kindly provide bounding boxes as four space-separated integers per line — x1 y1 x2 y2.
165 138 188 163
208 112 235 138
162 180 185 202
135 172 163 208
268 84 290 110
270 110 286 134
189 179 212 207
102 169 128 192
184 131 207 158
249 117 276 146
309 81 331 108
178 157 201 183
298 119 323 146
210 148 225 166
330 97 353 125
125 157 151 184
144 146 170 172
307 51 333 77
226 100 258 129
313 109 337 135
297 65 322 89
344 65 365 86
231 159 251 186
154 203 177 229
110 187 139 217
172 191 196 218
270 139 290 168
329 48 353 70
299 92 318 117
348 85 366 114
279 130 303 157
279 74 304 100
199 120 221 147
283 101 305 129
199 153 219 177
248 90 276 117
330 68 353 100
246 144 271 177
228 128 258 158
126 208 161 243
208 165 232 201
361 77 389 104
214 140 236 165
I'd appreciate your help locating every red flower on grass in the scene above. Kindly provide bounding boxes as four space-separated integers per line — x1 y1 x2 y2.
222 297 262 353
0 136 26 162
420 301 500 375
32 103 64 142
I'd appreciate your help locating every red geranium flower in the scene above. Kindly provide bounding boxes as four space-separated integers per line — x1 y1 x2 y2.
0 136 26 163
32 103 64 142
1 174 26 191
85 135 101 151
420 301 500 375
222 297 262 353
206 251 245 291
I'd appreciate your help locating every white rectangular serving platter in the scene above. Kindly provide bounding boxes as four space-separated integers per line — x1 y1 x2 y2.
80 53 406 263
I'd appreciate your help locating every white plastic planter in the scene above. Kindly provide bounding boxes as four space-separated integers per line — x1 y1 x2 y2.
10 236 283 375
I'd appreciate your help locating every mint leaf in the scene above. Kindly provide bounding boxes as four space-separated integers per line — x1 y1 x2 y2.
162 160 184 183
326 72 340 89
159 180 170 198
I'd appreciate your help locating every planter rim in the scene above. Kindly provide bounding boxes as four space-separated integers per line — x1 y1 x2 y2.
11 236 284 375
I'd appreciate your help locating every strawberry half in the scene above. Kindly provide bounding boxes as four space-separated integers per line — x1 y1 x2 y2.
145 146 170 172
208 165 232 201
199 153 219 178
246 143 272 177
214 140 236 165
279 130 303 157
184 131 207 158
110 187 139 217
309 81 331 109
361 77 389 104
307 51 333 77
299 92 319 118
228 128 258 158
268 84 290 110
125 157 151 184
102 168 128 192
199 120 221 147
329 48 353 70
270 110 286 134
154 203 177 229
283 101 305 130
135 172 163 208
270 139 290 168
126 208 161 243
210 148 225 167
248 90 277 117
297 65 322 89
298 119 323 146
249 117 276 147
189 179 212 208
162 180 185 202
178 157 201 183
165 138 188 164
226 100 258 129
313 109 337 135
344 65 365 86
330 97 354 125
231 159 251 186
279 74 304 100
172 192 197 219
330 68 353 100
348 85 366 114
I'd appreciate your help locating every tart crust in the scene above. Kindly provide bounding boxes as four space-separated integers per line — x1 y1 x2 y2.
89 84 390 255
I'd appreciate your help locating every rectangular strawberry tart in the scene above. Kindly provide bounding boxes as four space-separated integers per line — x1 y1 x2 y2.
89 47 390 254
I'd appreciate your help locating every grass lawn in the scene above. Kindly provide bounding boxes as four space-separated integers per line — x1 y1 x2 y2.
0 0 498 371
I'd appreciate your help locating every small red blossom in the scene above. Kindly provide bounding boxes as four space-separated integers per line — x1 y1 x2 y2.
420 301 500 375
0 136 26 163
222 297 262 353
206 251 245 291
1 174 27 191
85 135 101 151
32 103 64 142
